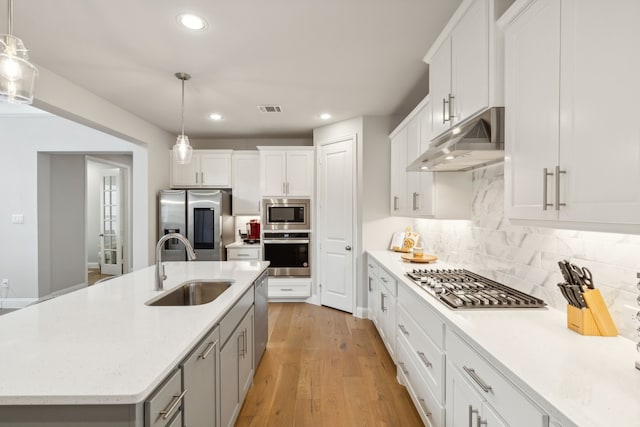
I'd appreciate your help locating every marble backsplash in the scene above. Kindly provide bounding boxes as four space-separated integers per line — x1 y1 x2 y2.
408 163 640 341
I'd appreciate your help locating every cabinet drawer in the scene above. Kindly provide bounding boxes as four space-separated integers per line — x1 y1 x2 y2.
447 331 547 427
398 284 444 348
145 369 183 427
397 304 445 402
268 279 311 298
227 247 260 260
397 333 445 427
220 286 254 346
366 257 379 278
378 268 397 296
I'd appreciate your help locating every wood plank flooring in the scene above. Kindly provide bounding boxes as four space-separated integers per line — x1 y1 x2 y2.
236 303 423 427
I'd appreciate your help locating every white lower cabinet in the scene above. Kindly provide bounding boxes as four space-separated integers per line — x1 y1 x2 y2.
181 326 219 427
220 306 254 427
226 246 261 261
377 268 397 363
446 331 548 427
268 277 311 298
367 259 380 328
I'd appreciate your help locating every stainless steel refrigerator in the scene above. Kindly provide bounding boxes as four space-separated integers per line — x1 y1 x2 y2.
158 189 234 261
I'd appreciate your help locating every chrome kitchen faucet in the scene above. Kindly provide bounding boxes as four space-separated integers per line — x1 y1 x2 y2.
155 233 196 291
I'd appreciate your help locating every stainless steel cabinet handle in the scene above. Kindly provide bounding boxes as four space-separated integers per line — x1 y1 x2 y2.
417 351 432 368
398 324 409 336
463 366 493 393
442 98 447 124
393 196 399 211
281 288 294 291
380 277 388 283
200 171 204 184
399 362 409 375
418 398 432 417
368 277 373 292
412 192 417 211
243 328 248 358
282 182 286 194
448 93 456 121
477 415 487 427
160 389 188 420
542 168 554 210
415 192 421 210
236 253 252 257
555 165 566 211
345 245 351 251
195 171 199 184
468 405 478 427
287 182 290 194
198 341 216 360
380 292 387 312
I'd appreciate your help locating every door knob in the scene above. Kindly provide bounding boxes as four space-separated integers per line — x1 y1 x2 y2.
345 245 351 251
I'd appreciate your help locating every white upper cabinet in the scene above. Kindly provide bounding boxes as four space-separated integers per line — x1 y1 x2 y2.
390 96 471 219
170 150 232 188
231 151 261 215
503 0 640 226
426 0 499 139
258 147 314 197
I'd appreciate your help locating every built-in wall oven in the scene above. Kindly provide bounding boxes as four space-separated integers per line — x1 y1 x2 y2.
262 198 310 230
262 231 310 277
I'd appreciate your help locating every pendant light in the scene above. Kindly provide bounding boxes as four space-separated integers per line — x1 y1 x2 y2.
0 0 38 104
173 72 193 164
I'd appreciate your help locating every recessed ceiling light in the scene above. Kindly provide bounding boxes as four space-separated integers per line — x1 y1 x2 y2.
320 113 331 120
177 14 207 31
209 113 222 121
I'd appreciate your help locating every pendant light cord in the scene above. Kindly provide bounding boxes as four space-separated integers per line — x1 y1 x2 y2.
180 77 185 138
7 0 13 35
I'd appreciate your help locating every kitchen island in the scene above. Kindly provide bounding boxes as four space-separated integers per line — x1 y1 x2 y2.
368 250 640 427
0 260 269 426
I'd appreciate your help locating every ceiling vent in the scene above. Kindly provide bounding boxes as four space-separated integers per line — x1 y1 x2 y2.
257 105 283 113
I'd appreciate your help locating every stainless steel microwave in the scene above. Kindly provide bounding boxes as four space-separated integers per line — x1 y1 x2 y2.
262 198 310 230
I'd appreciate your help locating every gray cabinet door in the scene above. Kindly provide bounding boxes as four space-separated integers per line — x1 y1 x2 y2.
182 327 219 427
238 307 255 402
220 328 240 427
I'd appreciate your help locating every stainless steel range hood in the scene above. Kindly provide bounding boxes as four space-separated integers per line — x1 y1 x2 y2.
407 107 505 172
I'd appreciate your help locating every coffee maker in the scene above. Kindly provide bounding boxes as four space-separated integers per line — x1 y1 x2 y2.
246 220 260 243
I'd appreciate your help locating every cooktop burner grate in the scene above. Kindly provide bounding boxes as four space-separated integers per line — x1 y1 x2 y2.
406 269 545 309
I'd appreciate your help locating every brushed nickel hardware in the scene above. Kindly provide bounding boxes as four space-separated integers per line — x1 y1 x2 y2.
195 172 199 184
280 288 294 291
399 362 409 375
555 166 566 211
160 389 188 419
380 292 387 312
200 172 204 183
477 415 488 426
442 98 447 124
368 277 373 292
463 366 492 393
418 398 432 417
198 341 216 360
393 196 399 211
398 324 409 336
417 351 432 368
282 182 286 194
415 192 421 210
448 93 456 121
345 245 351 251
468 405 478 427
542 168 553 210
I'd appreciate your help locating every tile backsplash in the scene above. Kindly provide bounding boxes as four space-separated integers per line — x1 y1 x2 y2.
408 163 639 341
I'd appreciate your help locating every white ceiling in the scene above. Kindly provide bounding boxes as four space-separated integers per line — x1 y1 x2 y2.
1 0 461 138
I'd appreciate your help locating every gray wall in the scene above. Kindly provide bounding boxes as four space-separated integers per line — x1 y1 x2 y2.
191 137 312 150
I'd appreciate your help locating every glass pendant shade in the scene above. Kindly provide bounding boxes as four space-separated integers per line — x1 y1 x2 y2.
173 134 193 164
0 34 37 104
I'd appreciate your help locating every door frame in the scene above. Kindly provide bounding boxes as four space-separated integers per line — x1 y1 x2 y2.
85 156 132 280
315 134 358 314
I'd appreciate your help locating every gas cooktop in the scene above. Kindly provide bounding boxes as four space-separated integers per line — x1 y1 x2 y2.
406 269 546 310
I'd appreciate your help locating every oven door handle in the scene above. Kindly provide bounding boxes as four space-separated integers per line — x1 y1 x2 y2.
263 239 310 244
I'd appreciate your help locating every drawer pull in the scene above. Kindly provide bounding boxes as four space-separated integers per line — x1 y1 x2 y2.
477 415 488 427
417 351 432 368
417 398 432 417
380 292 387 312
236 253 252 257
468 405 478 427
398 324 409 336
160 389 187 420
198 341 216 360
463 366 493 393
380 277 388 283
280 288 294 291
399 362 409 376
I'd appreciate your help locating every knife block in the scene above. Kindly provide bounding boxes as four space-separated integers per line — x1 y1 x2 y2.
566 289 618 337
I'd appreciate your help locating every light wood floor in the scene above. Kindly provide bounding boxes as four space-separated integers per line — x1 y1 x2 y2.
236 303 423 427
87 268 113 286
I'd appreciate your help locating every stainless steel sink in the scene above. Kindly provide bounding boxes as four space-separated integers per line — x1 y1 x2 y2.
147 280 233 306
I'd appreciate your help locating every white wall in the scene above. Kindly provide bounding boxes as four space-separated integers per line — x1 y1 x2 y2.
0 115 148 305
192 137 312 150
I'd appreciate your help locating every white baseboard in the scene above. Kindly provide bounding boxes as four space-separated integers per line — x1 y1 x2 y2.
305 294 320 306
87 262 99 270
354 306 367 319
0 298 38 309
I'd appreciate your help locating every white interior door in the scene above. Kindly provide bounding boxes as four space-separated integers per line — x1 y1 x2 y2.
318 137 354 312
100 169 123 276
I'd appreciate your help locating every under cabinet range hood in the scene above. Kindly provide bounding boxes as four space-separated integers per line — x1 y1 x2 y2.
407 107 505 172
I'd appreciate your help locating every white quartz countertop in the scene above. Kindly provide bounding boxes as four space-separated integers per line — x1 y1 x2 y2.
368 250 640 427
225 241 261 248
0 261 269 405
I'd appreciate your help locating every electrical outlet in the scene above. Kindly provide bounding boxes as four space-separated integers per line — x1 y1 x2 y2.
1 279 8 288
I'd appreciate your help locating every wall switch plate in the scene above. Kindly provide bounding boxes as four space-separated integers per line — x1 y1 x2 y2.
11 214 24 224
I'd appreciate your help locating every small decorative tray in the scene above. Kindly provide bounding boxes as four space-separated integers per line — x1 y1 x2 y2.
401 253 438 263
